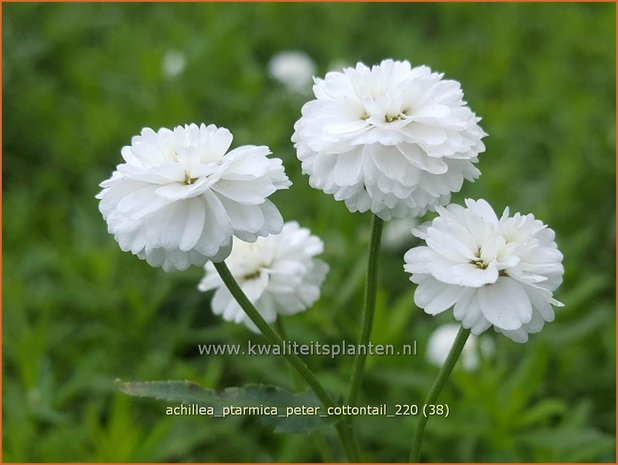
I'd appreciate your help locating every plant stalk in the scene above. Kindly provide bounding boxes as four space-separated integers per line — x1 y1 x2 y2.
276 318 333 463
409 326 471 462
213 260 361 462
347 214 384 406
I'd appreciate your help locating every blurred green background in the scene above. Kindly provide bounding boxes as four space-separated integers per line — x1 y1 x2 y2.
3 2 615 462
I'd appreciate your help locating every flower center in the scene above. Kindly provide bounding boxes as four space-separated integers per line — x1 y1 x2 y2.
470 258 488 270
360 108 409 124
385 114 401 123
184 172 198 185
242 270 261 281
384 109 408 123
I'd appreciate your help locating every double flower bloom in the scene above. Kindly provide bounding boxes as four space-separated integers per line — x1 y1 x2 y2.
97 59 563 343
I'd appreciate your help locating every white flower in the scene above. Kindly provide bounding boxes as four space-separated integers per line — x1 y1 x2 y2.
97 124 291 272
292 59 486 221
162 50 186 79
426 323 494 371
268 50 317 93
198 221 328 331
404 199 564 343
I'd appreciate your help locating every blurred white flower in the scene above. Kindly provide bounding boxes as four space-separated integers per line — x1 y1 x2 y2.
198 221 328 331
404 199 564 343
292 59 486 220
97 124 291 272
162 50 186 79
426 323 494 371
268 50 316 93
383 216 418 251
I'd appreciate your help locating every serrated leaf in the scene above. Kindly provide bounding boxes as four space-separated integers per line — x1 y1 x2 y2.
117 379 332 434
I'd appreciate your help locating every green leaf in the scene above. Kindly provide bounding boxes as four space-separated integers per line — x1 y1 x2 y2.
117 380 332 434
517 398 567 428
517 426 615 461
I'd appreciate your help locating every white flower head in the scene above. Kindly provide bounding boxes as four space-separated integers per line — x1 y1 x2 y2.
162 50 186 79
198 221 328 331
426 323 494 371
268 50 317 93
97 124 291 272
292 59 487 220
404 199 564 343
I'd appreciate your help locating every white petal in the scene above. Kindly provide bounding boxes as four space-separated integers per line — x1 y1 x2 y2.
210 241 232 263
325 120 369 136
453 288 475 321
155 177 213 200
464 198 499 226
410 104 450 119
427 259 498 287
178 198 207 251
241 273 269 303
398 143 448 175
219 146 271 179
199 126 234 163
497 327 529 343
198 272 221 292
426 226 475 262
477 277 532 330
525 287 556 322
333 150 363 186
470 315 492 335
456 291 489 334
115 183 170 218
212 177 276 205
426 284 464 315
403 246 433 274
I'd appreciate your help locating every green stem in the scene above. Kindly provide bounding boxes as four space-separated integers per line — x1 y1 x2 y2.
347 214 383 406
275 319 309 392
276 319 333 463
213 261 360 462
409 326 471 462
274 317 288 340
311 430 335 463
342 214 382 463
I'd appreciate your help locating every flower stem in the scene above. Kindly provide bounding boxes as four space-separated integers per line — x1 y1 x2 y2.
276 318 334 463
274 317 288 340
409 326 471 462
213 260 361 462
347 214 383 406
275 318 308 392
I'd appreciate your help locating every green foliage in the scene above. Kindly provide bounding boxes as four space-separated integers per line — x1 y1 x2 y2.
3 2 615 462
118 380 328 434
